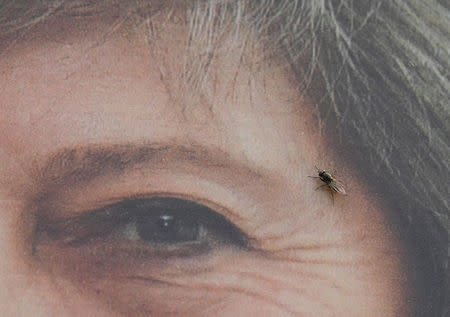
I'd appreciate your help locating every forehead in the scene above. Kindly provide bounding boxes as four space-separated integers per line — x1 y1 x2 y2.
0 12 319 184
4 10 297 107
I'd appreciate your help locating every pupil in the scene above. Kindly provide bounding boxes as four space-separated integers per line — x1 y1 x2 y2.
158 214 174 230
135 211 200 244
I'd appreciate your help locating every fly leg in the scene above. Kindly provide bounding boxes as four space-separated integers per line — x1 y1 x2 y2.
315 184 328 191
313 184 335 205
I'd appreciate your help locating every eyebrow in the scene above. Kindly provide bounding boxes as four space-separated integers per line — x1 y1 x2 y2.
32 142 265 196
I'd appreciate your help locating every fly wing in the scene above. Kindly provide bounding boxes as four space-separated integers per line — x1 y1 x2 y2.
329 179 347 195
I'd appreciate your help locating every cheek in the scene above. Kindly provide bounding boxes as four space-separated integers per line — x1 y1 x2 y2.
34 238 304 315
33 236 407 316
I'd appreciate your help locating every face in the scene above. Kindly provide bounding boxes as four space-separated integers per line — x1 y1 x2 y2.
0 13 411 316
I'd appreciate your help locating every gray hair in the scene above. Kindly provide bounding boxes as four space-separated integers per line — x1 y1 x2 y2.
1 0 448 316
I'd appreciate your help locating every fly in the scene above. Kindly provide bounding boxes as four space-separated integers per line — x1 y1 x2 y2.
309 166 347 202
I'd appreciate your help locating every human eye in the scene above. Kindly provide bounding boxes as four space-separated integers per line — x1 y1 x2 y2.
37 196 250 253
29 144 282 314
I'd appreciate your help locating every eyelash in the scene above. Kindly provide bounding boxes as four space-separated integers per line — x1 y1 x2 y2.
37 196 250 254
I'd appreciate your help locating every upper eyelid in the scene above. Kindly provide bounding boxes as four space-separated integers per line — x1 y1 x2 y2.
27 142 291 247
27 142 283 218
32 142 268 194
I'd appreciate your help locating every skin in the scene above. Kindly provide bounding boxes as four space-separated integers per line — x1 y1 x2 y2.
0 13 411 317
